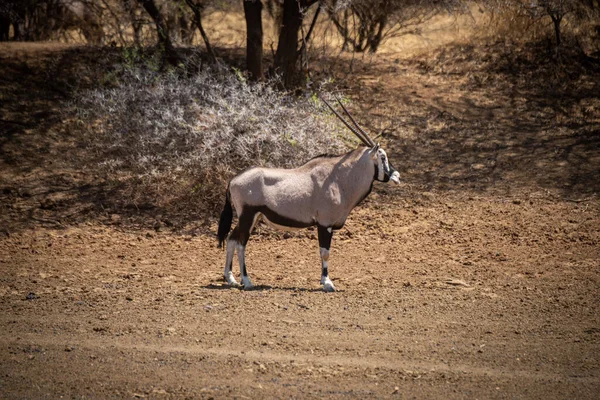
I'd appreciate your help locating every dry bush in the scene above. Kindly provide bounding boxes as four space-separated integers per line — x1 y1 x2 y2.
421 37 598 91
481 0 600 52
74 63 348 218
323 0 468 53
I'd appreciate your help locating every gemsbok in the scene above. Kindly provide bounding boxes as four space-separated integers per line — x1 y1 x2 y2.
217 98 400 291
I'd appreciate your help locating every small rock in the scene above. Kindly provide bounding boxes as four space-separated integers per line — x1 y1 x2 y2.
445 279 470 287
393 386 400 394
39 199 56 210
25 292 39 300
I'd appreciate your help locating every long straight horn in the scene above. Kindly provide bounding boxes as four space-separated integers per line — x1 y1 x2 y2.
321 97 372 147
335 97 376 147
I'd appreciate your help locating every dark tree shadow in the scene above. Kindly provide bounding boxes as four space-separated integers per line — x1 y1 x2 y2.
0 45 244 234
201 282 337 293
323 40 600 201
1 41 598 235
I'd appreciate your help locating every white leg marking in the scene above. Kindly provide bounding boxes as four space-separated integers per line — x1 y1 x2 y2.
319 247 336 292
241 274 254 290
224 239 239 287
320 247 330 262
237 243 254 290
321 276 335 292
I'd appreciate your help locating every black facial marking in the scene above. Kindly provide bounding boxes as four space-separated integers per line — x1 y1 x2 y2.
374 154 398 183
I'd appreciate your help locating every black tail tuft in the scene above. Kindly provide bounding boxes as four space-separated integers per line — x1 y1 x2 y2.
217 186 233 248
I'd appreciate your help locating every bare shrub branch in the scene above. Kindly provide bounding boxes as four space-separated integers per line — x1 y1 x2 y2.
324 0 468 53
74 66 348 213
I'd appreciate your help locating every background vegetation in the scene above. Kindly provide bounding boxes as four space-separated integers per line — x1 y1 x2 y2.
2 1 598 74
1 0 598 228
74 59 347 214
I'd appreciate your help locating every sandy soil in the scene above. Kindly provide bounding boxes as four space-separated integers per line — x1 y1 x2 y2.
1 41 599 398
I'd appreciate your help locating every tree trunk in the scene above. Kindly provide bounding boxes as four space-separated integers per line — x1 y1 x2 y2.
274 0 304 88
368 15 387 53
185 0 217 64
244 0 263 80
124 0 142 45
297 5 321 58
137 0 180 65
0 16 9 41
551 14 562 48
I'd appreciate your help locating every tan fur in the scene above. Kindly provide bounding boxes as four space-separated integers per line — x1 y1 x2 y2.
229 147 374 228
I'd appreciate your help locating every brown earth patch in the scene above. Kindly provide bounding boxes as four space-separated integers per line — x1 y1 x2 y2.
1 42 599 398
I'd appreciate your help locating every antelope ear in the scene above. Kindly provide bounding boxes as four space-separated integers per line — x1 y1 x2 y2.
369 143 380 158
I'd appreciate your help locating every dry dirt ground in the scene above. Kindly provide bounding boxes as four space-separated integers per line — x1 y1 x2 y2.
1 41 599 399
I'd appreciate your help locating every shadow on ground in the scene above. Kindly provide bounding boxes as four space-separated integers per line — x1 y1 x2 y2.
0 42 598 234
332 41 600 200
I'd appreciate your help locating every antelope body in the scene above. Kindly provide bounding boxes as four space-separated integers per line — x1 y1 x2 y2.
217 99 400 291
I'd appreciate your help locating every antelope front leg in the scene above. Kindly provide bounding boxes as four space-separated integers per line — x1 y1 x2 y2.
318 226 335 292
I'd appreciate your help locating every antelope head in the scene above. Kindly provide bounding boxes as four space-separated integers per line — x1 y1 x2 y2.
321 97 400 185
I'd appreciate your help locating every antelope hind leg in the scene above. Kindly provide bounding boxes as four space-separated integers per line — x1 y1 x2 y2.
223 237 241 287
237 243 254 290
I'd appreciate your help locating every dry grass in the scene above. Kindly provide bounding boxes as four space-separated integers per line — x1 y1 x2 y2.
72 59 348 217
1 6 598 232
